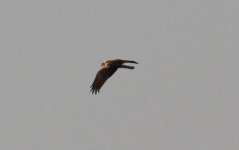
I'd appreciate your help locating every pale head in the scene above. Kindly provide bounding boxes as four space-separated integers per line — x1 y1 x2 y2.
101 61 106 67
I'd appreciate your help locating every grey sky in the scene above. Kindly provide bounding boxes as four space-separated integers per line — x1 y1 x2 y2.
0 0 239 150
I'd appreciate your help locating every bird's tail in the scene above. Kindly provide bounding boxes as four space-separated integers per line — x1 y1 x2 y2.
122 60 138 64
120 65 134 69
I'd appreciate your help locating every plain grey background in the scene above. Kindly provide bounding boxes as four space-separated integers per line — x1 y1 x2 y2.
0 0 239 150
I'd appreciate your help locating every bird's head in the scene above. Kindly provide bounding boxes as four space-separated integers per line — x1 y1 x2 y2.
101 61 106 67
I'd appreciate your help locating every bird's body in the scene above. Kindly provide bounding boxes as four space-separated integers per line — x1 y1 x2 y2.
90 59 138 94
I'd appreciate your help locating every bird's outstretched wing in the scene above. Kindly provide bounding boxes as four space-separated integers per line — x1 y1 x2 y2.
90 67 117 94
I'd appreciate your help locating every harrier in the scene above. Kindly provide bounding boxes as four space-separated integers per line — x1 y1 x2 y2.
90 59 138 94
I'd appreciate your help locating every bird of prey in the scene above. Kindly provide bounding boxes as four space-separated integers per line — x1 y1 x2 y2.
90 59 138 94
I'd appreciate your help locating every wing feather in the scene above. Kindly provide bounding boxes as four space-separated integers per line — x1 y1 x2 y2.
90 67 117 94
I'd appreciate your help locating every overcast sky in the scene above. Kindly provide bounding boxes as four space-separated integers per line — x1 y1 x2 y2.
0 0 239 150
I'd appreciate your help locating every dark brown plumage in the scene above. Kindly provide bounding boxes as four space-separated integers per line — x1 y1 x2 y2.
90 59 138 94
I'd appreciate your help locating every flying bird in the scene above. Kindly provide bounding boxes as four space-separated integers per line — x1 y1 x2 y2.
90 59 138 94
